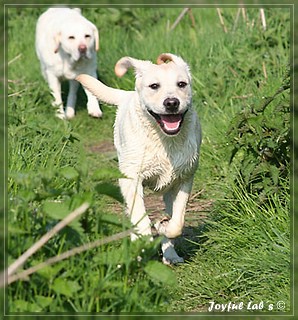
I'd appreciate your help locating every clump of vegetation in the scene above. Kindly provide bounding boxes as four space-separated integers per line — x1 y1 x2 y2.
227 65 290 200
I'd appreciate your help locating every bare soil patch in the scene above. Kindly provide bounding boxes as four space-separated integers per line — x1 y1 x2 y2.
89 140 213 259
87 140 116 154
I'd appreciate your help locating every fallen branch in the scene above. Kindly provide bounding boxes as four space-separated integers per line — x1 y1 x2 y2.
5 202 90 280
217 8 228 33
232 8 241 32
241 8 248 24
5 229 133 286
187 9 196 29
8 53 22 66
170 8 189 32
260 8 266 31
8 90 25 98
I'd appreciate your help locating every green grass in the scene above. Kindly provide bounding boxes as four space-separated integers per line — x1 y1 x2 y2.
169 178 290 313
5 6 291 316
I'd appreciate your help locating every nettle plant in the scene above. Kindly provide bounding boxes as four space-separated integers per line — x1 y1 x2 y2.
227 66 290 201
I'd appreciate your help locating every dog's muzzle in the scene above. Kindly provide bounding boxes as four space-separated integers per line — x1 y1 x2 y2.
163 97 180 113
148 108 188 136
78 44 88 58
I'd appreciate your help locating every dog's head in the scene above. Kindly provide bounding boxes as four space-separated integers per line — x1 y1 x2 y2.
115 53 192 136
54 17 99 62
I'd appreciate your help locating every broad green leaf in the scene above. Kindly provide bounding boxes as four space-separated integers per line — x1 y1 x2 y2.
95 183 124 203
35 295 53 309
51 278 81 297
269 165 280 185
19 190 35 202
42 201 84 234
60 167 79 180
144 261 177 286
68 192 93 211
34 261 66 279
100 213 131 228
12 299 28 311
42 201 69 220
92 167 123 181
94 247 127 265
12 299 42 312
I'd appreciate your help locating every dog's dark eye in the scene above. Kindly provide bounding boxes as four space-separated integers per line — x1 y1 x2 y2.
85 34 91 39
68 36 75 40
149 83 160 90
177 81 187 88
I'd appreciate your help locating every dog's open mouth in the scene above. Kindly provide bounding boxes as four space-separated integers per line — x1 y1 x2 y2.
148 110 187 135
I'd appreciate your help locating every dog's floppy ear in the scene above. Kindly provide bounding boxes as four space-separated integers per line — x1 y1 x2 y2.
85 20 99 51
93 26 99 51
157 53 191 78
87 20 100 51
156 53 186 66
115 57 152 78
54 32 61 54
157 53 175 64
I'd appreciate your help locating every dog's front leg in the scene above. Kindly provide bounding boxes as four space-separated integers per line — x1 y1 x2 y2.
45 71 65 119
160 237 183 265
158 178 193 238
65 80 79 119
119 178 152 241
156 178 194 264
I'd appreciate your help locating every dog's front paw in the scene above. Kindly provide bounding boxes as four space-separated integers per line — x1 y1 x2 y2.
87 104 103 118
89 110 103 118
161 237 184 265
162 255 184 265
65 107 75 119
56 109 66 120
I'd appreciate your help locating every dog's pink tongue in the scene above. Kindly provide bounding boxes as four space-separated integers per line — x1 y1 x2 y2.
160 114 182 131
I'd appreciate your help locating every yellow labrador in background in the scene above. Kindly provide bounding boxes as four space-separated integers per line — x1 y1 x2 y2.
35 8 102 119
77 53 201 264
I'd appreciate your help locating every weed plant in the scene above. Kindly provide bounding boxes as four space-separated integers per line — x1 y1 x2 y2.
6 6 291 315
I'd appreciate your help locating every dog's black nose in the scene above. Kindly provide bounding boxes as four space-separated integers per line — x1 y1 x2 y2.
163 98 180 113
78 44 87 54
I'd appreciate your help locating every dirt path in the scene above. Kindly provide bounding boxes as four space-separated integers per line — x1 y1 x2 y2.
88 140 213 259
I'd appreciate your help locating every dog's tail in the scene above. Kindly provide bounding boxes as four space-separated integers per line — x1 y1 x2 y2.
76 74 132 106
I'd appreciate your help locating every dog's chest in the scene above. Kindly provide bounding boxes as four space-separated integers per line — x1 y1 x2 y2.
115 102 200 191
140 139 198 191
54 52 95 79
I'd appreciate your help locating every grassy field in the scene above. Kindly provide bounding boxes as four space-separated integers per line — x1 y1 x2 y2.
5 6 291 317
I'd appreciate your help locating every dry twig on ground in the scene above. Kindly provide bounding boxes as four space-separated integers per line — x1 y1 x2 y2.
1 202 90 288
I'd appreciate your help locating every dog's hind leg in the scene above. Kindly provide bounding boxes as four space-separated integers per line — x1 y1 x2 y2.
119 178 152 241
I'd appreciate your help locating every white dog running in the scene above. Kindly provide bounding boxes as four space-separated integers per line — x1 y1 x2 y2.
35 8 102 119
76 53 201 264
